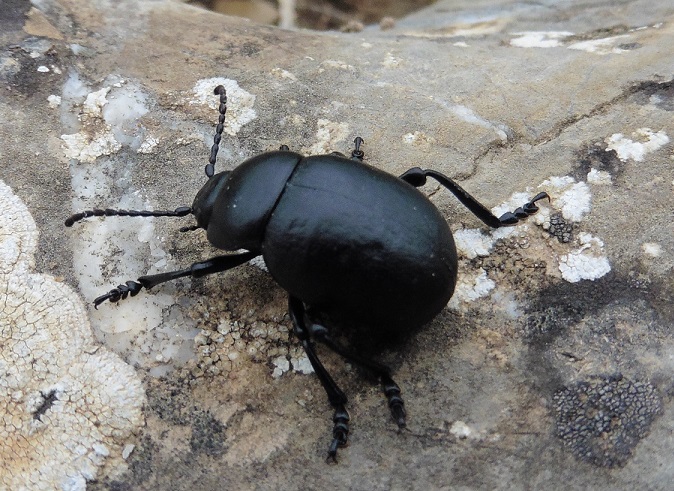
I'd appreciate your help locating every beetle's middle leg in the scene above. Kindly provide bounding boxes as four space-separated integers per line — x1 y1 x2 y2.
92 251 258 308
400 167 549 228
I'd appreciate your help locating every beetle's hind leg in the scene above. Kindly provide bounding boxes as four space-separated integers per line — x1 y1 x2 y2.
289 296 350 462
311 328 407 429
400 167 549 228
289 297 408 461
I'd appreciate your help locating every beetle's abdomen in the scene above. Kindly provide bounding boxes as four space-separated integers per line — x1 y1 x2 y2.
263 155 457 334
206 151 302 251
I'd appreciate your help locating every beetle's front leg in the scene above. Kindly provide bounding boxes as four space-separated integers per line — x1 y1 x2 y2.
93 251 258 308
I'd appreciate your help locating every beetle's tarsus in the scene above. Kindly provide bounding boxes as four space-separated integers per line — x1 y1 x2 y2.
311 328 408 431
93 280 144 308
497 191 550 226
383 375 407 428
326 405 350 462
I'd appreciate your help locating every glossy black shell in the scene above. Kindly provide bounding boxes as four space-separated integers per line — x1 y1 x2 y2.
201 151 458 336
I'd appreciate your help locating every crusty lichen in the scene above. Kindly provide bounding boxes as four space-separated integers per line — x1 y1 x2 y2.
0 180 146 490
553 375 662 468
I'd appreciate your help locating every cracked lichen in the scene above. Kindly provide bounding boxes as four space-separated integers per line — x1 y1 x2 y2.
0 180 146 490
547 213 574 243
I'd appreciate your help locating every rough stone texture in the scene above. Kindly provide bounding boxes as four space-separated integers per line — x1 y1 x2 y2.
1 0 673 489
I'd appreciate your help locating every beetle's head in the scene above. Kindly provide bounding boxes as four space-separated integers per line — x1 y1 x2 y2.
191 171 230 230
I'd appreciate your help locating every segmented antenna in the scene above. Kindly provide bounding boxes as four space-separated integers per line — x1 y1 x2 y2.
205 85 227 178
65 206 192 227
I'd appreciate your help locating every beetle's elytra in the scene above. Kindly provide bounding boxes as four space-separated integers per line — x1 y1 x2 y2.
66 85 548 461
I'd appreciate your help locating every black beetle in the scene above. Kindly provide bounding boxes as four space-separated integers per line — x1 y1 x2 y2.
66 85 548 461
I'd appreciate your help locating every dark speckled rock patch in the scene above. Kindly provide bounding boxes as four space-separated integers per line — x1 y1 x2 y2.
553 375 662 467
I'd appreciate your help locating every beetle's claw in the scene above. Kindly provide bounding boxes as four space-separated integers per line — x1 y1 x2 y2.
326 445 339 464
391 405 407 429
326 433 347 464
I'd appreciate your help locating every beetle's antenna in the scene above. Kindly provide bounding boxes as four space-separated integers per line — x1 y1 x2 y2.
205 85 227 179
65 206 192 227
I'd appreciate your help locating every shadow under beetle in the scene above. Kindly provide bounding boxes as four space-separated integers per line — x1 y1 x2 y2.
66 85 549 461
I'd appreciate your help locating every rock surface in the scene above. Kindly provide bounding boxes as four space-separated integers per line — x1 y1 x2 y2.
1 0 673 489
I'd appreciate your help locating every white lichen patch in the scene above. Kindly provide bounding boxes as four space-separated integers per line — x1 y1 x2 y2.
60 79 153 162
271 67 297 81
449 172 610 307
306 119 350 155
190 78 256 136
137 135 159 154
271 356 290 379
248 254 269 272
61 130 121 162
587 168 612 185
381 53 401 68
605 128 670 162
433 98 510 142
559 233 611 282
0 180 145 490
291 355 314 375
320 60 355 71
641 242 662 257
454 228 495 259
47 94 61 108
538 176 591 222
82 87 110 116
567 34 632 55
449 269 496 308
449 420 473 439
510 31 573 48
402 131 436 147
61 76 198 372
510 31 635 55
